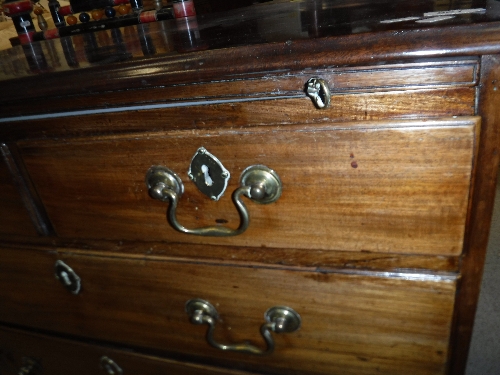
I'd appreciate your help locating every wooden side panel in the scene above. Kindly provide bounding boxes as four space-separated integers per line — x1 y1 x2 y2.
0 248 457 375
450 55 500 374
19 118 477 255
0 154 38 237
0 326 257 375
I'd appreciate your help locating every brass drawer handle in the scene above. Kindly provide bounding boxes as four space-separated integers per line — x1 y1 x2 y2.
186 299 301 355
146 165 282 237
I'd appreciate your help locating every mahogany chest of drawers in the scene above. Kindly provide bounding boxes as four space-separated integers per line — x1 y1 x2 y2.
1 3 500 375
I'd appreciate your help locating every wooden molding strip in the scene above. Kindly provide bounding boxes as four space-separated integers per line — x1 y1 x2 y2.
0 143 54 236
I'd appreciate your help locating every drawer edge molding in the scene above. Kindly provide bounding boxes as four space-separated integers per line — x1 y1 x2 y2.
0 143 54 236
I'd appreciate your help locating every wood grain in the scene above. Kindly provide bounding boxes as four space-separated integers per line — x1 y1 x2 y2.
0 60 477 117
0 15 497 375
0 86 476 141
0 326 258 375
19 118 478 256
0 239 461 272
0 247 458 375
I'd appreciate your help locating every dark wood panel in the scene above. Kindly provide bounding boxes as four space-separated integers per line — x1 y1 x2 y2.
449 55 500 375
19 118 477 256
0 248 457 375
0 61 478 117
0 326 257 375
0 148 38 237
330 61 477 90
1 86 476 141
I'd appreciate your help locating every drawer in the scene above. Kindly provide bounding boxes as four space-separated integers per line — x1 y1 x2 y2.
0 326 257 375
0 247 457 375
3 59 477 119
19 117 478 255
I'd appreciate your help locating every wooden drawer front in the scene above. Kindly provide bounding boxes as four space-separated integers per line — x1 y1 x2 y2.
0 326 256 375
20 117 477 255
3 60 477 118
0 248 457 375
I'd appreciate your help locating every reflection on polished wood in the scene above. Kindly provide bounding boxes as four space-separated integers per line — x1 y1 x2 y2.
0 0 495 86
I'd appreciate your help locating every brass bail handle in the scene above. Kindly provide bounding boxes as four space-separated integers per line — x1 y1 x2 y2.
145 165 282 237
185 299 301 355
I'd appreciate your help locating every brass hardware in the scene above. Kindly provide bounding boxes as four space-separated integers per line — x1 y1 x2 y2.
305 77 331 109
54 260 81 295
187 147 230 201
17 357 41 375
239 165 282 204
100 356 123 375
185 298 301 355
146 164 282 237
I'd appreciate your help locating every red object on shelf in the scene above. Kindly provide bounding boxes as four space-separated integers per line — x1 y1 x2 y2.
173 0 196 18
3 0 32 16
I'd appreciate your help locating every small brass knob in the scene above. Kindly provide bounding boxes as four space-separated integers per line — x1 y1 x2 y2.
305 77 331 109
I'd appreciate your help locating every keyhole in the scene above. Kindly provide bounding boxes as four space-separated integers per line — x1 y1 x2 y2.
60 271 72 286
201 165 213 186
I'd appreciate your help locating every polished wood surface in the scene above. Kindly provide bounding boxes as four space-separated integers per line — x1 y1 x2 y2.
0 241 461 273
0 0 496 106
0 60 478 119
0 247 457 375
1 3 499 374
0 21 497 120
1 87 476 141
19 118 477 255
0 326 257 375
